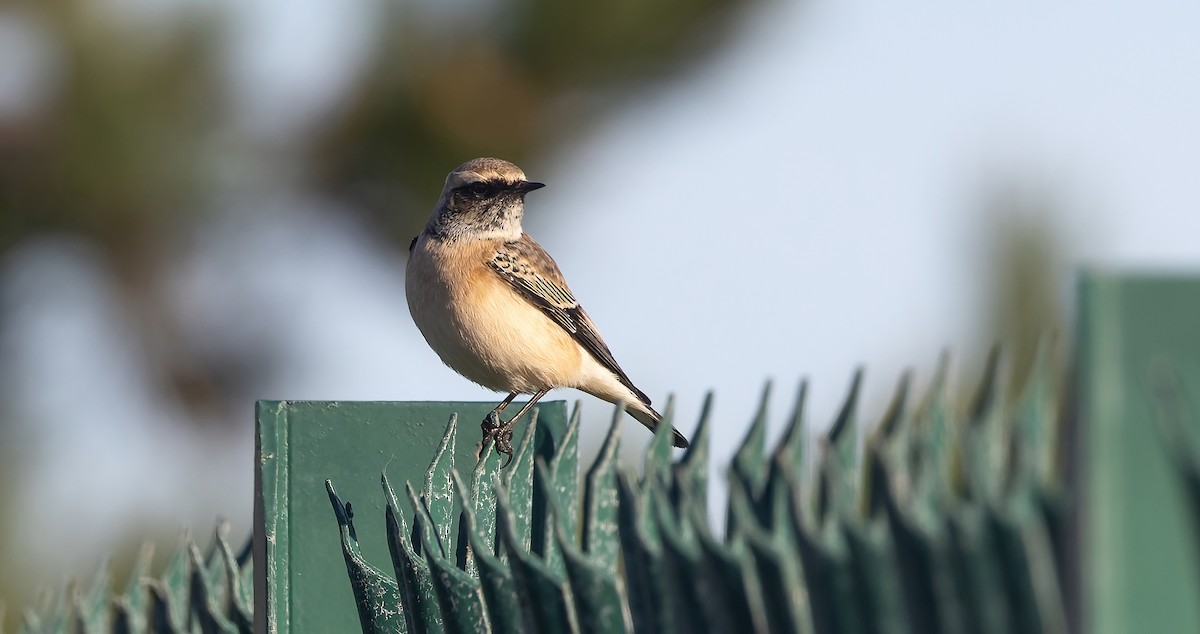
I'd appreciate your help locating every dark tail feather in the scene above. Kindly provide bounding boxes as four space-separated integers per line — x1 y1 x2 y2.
671 427 690 449
629 403 689 448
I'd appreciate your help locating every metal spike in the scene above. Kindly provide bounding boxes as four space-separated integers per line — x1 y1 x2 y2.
583 414 622 570
495 477 578 632
471 439 501 562
502 412 541 554
775 379 810 466
453 470 521 633
731 381 774 502
422 413 459 555
381 474 431 634
642 400 674 484
969 345 1003 427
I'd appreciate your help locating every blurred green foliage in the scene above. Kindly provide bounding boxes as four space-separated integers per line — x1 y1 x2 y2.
0 2 221 265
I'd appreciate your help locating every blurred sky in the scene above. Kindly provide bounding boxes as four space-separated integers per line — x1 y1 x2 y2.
3 0 1200 585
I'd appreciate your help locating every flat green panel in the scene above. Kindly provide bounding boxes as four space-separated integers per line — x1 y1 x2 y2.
255 400 567 634
1079 274 1200 634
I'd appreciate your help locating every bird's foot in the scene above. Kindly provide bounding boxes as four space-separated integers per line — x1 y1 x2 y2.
481 412 516 467
481 410 502 435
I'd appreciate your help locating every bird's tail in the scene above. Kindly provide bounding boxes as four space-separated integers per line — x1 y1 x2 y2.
628 402 689 449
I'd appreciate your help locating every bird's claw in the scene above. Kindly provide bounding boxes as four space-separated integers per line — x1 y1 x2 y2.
495 428 515 467
481 412 516 468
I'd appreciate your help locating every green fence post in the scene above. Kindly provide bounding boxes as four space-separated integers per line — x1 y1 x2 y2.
1077 274 1200 633
254 400 568 634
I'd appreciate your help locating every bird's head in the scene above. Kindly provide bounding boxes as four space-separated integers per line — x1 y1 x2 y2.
426 157 545 241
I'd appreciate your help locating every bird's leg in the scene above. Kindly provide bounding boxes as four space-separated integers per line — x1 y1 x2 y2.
492 389 549 467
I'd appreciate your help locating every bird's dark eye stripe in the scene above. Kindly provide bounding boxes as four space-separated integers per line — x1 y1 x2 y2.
457 181 507 197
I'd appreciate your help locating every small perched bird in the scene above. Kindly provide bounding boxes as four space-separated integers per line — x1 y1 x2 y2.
406 157 689 459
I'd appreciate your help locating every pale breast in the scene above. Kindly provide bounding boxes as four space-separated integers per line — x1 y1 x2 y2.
406 237 582 393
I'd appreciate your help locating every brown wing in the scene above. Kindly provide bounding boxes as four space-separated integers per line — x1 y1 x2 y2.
489 234 651 406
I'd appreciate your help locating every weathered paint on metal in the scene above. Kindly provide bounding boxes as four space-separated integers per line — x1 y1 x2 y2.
326 480 405 634
256 400 570 634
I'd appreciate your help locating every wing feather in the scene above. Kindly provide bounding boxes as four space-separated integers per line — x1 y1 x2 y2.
489 234 651 406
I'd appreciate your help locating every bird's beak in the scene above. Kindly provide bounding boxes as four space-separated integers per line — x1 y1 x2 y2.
516 180 546 193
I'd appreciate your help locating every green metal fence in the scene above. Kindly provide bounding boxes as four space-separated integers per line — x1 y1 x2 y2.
309 273 1200 634
5 525 252 634
324 349 1069 634
6 273 1200 633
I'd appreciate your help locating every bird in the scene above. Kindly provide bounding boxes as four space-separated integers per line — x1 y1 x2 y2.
405 157 689 461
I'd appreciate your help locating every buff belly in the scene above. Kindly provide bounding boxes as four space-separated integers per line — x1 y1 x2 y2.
406 239 583 394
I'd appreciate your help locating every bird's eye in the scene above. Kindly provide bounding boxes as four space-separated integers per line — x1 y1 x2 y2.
467 183 490 198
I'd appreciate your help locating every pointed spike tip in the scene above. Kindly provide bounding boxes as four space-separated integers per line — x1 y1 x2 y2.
828 368 865 443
